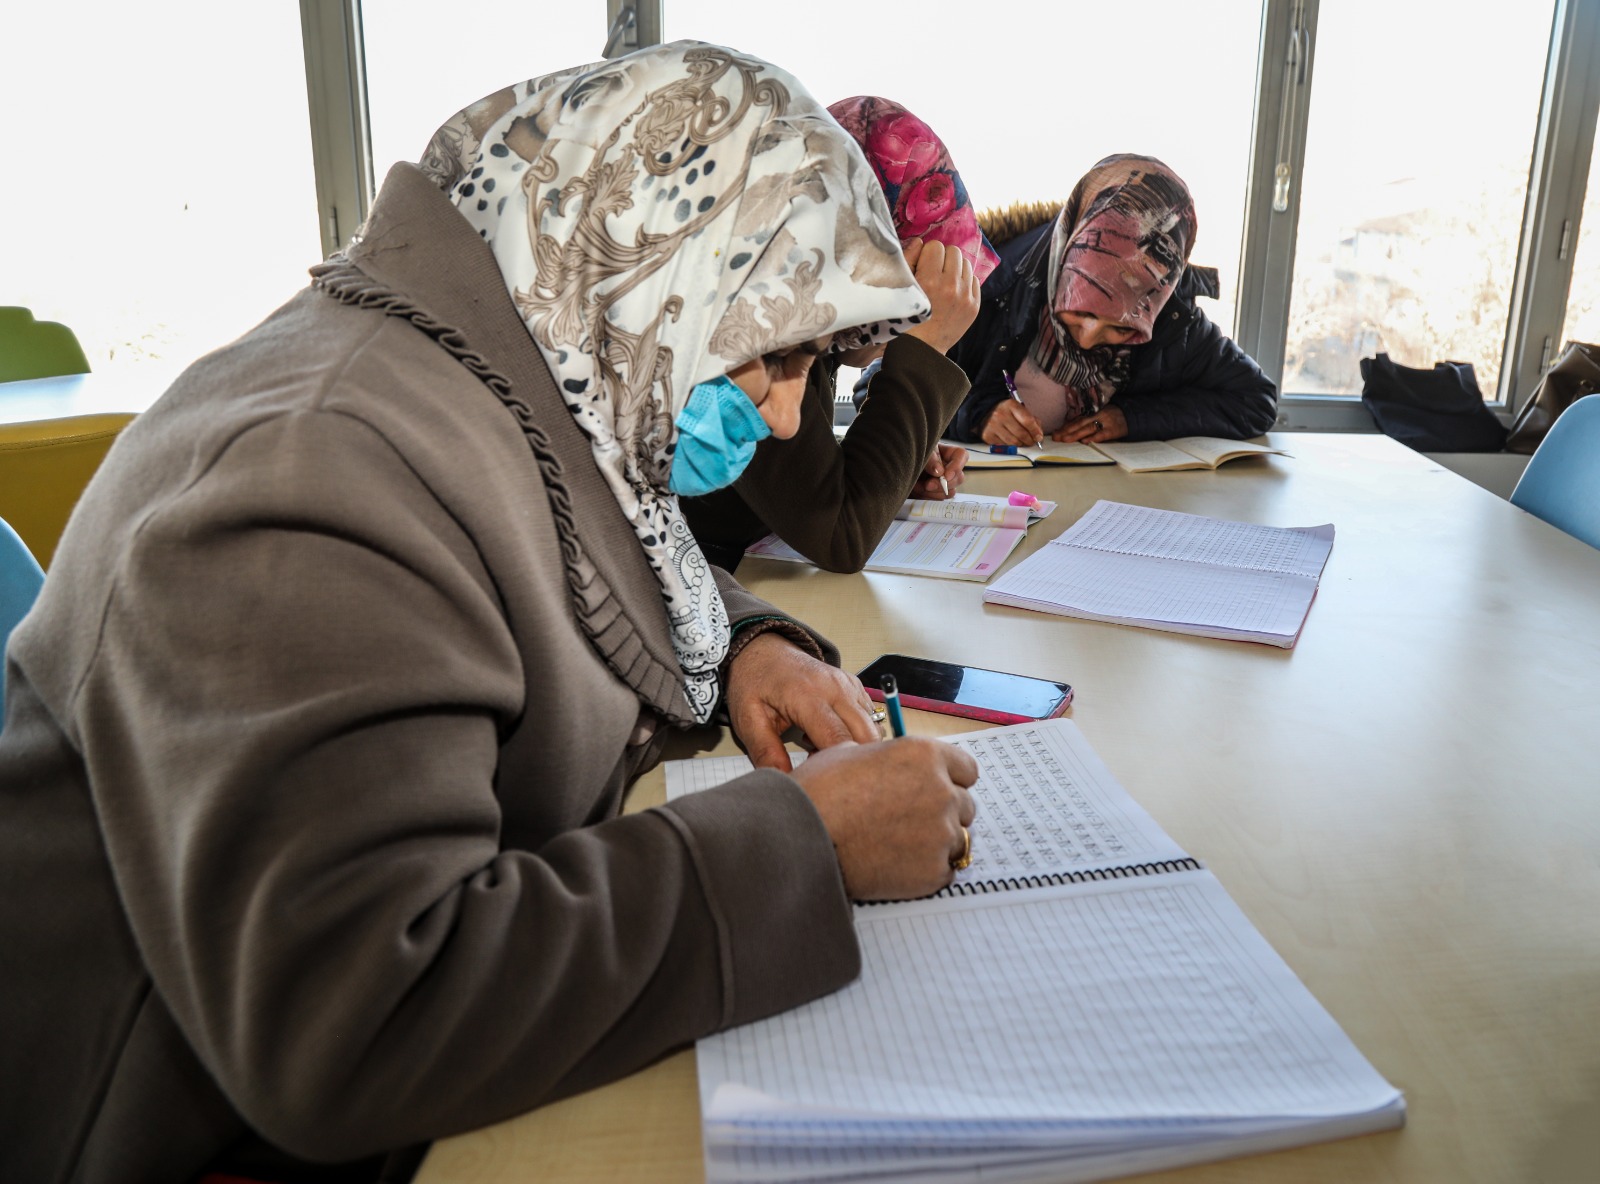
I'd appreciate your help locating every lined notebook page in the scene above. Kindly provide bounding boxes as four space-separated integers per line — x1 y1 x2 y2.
700 870 1401 1127
663 720 1190 886
988 547 1320 639
1025 440 1112 464
1090 440 1207 470
985 501 1334 644
1059 500 1333 576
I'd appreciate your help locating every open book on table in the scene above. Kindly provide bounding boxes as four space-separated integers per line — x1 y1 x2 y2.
742 494 1051 582
946 435 1288 472
664 719 1404 1184
985 499 1335 647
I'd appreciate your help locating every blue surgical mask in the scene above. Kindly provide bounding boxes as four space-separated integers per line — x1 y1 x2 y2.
668 374 772 497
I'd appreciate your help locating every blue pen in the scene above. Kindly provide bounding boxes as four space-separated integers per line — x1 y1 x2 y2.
988 444 1019 455
880 674 907 738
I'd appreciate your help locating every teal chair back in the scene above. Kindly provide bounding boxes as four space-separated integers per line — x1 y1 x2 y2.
2 516 45 721
1509 393 1600 551
0 306 90 382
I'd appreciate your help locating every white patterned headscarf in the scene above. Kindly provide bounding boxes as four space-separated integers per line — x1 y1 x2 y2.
420 41 928 722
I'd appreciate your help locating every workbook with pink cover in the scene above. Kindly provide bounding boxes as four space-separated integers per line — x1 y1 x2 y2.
742 494 1051 582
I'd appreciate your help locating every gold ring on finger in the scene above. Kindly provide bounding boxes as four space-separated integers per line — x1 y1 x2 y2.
950 826 972 872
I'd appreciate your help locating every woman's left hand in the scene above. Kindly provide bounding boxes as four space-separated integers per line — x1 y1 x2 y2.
1052 405 1128 444
911 444 968 500
725 633 881 772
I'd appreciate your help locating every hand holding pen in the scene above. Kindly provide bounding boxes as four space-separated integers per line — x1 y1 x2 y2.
880 675 907 738
982 371 1045 448
877 674 972 873
915 442 967 499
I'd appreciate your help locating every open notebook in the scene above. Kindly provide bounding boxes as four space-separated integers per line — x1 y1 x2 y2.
742 494 1052 582
665 720 1404 1184
985 499 1335 647
946 435 1287 472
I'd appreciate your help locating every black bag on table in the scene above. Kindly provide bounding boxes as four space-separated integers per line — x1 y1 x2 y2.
1359 353 1508 453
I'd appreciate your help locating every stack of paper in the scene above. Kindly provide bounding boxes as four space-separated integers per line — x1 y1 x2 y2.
984 500 1334 646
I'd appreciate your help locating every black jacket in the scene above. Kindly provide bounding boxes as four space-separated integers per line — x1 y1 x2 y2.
946 222 1278 442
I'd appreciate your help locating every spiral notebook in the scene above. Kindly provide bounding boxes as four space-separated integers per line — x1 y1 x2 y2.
664 720 1404 1184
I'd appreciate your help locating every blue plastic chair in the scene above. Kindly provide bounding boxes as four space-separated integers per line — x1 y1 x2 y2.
1509 393 1600 550
2 516 46 716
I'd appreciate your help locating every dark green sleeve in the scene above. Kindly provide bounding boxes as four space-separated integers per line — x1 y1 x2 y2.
721 335 969 573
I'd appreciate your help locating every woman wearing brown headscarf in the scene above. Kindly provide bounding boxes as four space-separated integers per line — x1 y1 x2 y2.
948 154 1277 447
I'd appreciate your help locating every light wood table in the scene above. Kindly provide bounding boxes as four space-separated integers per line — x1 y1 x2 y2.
420 434 1600 1184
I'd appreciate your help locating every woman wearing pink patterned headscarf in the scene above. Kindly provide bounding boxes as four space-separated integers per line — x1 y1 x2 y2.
827 96 1000 286
682 96 991 574
947 154 1277 447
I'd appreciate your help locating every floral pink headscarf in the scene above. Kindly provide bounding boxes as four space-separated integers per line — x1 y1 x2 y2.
826 96 999 283
1026 154 1197 418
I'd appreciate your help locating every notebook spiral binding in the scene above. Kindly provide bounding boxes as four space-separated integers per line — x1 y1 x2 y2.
940 856 1203 898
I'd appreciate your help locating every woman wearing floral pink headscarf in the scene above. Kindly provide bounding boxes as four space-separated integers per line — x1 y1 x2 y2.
682 95 995 574
948 154 1277 447
828 96 1000 284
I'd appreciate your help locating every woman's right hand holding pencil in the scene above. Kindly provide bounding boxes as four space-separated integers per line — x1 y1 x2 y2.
982 398 1044 446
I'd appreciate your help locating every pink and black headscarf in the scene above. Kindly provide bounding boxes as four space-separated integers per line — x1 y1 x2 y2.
826 96 999 283
1029 155 1198 414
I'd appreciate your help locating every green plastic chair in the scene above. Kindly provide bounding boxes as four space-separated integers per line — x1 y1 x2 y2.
0 306 90 383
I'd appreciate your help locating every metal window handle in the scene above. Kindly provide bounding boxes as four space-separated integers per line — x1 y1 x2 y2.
1273 163 1293 213
1272 2 1310 215
603 4 636 58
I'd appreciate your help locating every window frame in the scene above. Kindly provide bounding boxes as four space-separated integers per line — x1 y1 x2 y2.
1500 0 1600 410
1234 0 1600 429
298 0 1600 431
299 0 375 260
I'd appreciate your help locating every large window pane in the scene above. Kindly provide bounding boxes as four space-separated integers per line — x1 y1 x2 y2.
664 1 1261 330
1560 132 1600 347
1283 1 1557 397
363 3 608 183
0 5 320 379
